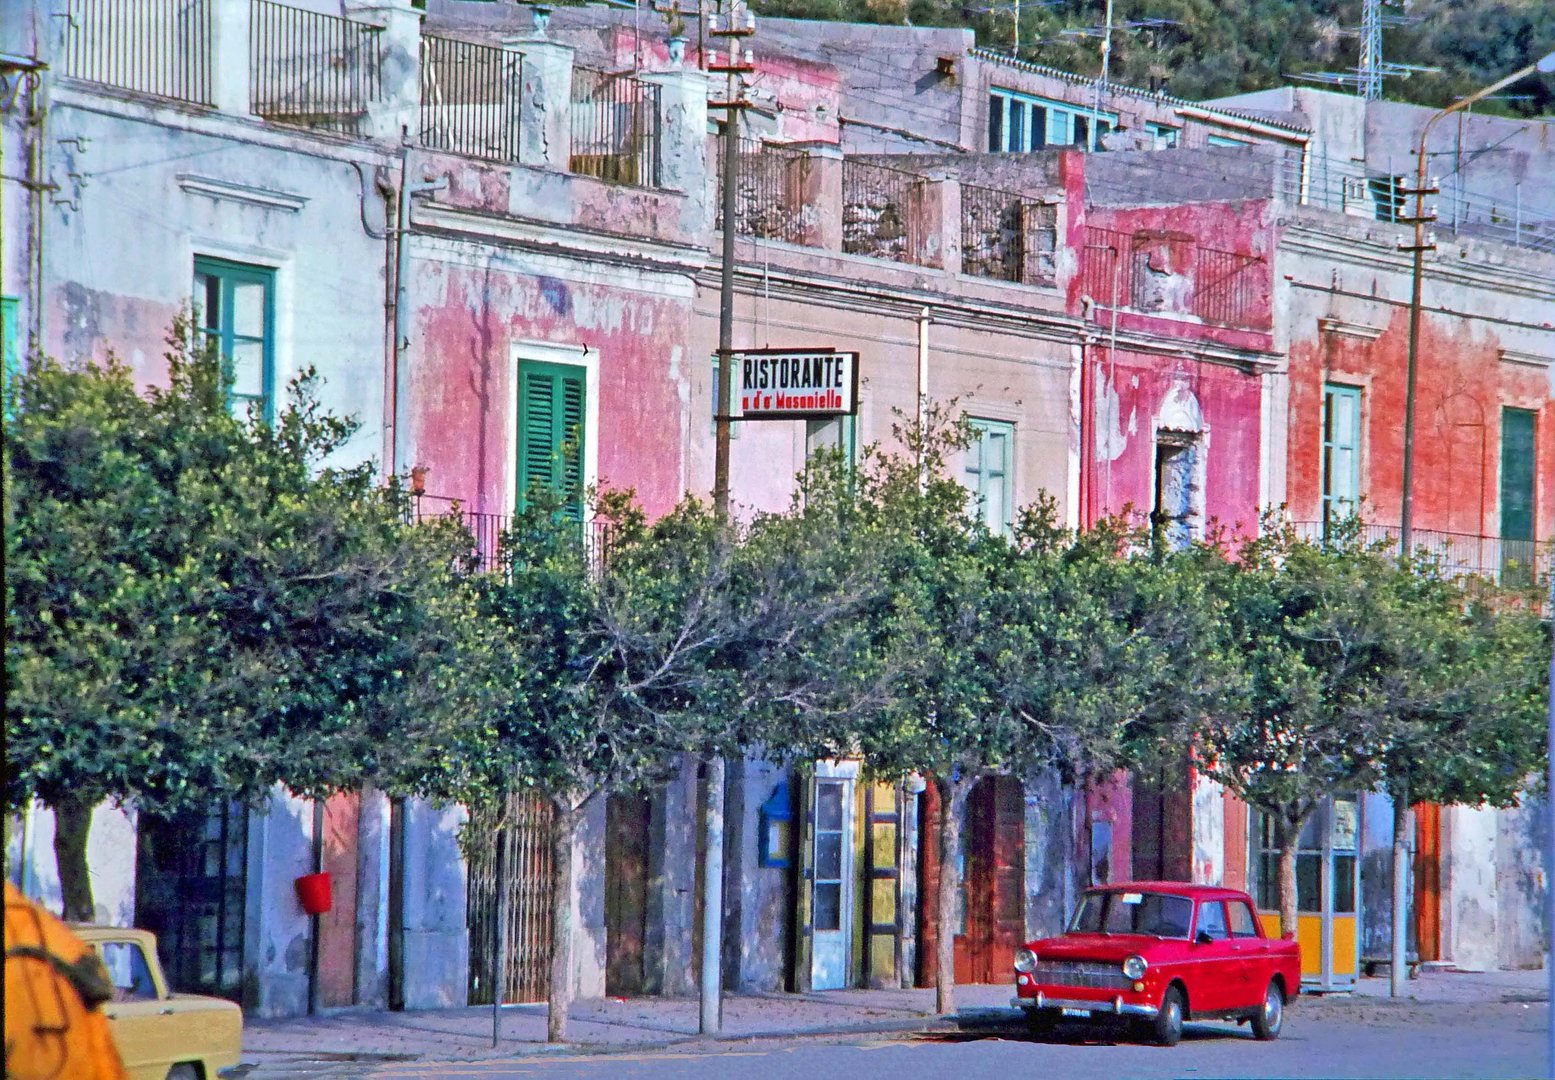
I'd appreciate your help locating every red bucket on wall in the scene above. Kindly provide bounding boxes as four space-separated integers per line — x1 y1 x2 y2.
294 872 332 916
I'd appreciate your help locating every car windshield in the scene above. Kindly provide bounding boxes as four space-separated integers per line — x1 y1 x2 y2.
1068 891 1194 939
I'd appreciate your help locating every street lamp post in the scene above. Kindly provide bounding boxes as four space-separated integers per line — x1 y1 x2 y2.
1392 51 1555 1037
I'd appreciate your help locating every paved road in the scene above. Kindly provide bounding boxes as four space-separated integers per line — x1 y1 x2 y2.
250 999 1547 1080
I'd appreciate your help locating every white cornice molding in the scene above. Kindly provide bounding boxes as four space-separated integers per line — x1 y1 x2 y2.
412 202 709 283
177 174 309 212
1499 348 1555 370
1318 316 1385 341
1280 222 1555 301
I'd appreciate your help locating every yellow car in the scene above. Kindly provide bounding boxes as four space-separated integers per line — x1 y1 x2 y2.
76 925 243 1080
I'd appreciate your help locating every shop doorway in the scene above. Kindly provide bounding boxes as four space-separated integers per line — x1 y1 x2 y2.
1251 795 1360 991
604 793 650 996
133 802 248 1002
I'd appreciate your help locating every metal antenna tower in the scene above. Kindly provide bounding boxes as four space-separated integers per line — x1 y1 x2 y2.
1358 0 1382 100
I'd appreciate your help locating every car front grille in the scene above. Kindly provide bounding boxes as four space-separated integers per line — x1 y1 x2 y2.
1031 960 1132 991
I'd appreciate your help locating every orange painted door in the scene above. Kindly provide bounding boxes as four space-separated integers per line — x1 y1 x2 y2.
1414 803 1441 963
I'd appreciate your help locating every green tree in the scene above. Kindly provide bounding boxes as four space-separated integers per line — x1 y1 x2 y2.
829 409 1227 1015
4 326 480 920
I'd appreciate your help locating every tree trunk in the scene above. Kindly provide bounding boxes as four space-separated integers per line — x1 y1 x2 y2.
52 797 95 923
547 800 578 1043
934 775 970 1017
1390 781 1410 998
1276 817 1299 942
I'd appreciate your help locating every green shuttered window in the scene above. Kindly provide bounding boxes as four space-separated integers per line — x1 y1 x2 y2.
1500 407 1536 585
517 359 587 522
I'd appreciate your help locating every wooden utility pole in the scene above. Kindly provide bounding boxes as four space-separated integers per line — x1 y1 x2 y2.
703 1 754 1036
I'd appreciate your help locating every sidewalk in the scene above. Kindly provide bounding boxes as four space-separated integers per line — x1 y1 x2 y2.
241 969 1549 1069
241 984 1014 1068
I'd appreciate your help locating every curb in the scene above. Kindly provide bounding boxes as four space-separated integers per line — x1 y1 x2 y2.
239 1010 1013 1068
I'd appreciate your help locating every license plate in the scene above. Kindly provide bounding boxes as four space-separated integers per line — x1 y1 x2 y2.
1061 1008 1090 1018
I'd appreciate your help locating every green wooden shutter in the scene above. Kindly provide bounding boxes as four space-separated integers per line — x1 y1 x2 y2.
517 360 586 522
1501 408 1536 543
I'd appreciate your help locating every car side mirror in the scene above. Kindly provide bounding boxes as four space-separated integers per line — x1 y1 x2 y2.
1195 931 1214 946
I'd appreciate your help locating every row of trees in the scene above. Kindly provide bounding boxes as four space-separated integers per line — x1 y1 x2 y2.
6 335 1548 1038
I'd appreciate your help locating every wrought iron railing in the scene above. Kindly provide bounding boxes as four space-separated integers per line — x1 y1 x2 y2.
59 0 213 106
1291 520 1551 591
569 67 661 187
715 139 811 244
409 495 619 576
842 158 923 264
250 0 383 134
1082 226 1265 329
419 35 521 163
961 184 1057 285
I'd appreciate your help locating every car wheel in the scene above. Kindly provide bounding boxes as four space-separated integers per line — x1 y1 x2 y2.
1251 980 1284 1041
1152 984 1185 1047
165 1065 200 1080
1025 1008 1058 1039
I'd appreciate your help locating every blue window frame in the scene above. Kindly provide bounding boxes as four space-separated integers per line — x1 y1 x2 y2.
1206 133 1251 148
193 257 276 422
988 89 1115 152
1145 121 1179 149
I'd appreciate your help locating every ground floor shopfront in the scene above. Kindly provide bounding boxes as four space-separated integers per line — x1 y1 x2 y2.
5 767 1544 1017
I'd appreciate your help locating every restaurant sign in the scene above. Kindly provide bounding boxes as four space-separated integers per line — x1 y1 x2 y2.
731 348 859 420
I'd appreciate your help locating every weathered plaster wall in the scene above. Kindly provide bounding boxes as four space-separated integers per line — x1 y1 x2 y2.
1084 772 1133 884
1022 770 1078 939
245 791 317 1017
1442 804 1501 972
734 758 795 991
399 799 470 1009
36 94 392 470
690 281 1075 518
1279 216 1555 538
404 243 696 517
7 802 138 927
1495 801 1546 970
644 758 700 997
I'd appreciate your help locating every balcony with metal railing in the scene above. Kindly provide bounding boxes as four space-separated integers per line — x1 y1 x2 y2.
1291 520 1551 591
59 0 214 107
408 495 620 576
418 34 522 164
1081 225 1268 330
569 66 663 188
249 0 383 135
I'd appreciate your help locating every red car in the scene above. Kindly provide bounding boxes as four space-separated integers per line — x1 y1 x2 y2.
1011 882 1300 1046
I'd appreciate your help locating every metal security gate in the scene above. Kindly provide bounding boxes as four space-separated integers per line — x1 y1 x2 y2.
467 793 554 1004
133 802 248 1002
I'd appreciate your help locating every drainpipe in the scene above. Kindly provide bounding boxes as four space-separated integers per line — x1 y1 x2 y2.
23 16 49 360
391 164 448 477
916 307 929 487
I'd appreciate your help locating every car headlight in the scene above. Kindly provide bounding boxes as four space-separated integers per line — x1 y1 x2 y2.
1122 955 1148 980
1013 948 1038 973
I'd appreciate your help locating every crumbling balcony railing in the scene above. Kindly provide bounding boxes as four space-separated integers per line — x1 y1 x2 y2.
842 158 924 264
961 184 1057 285
419 35 522 164
250 0 383 135
60 0 213 106
718 139 812 244
569 67 662 188
1082 226 1265 329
